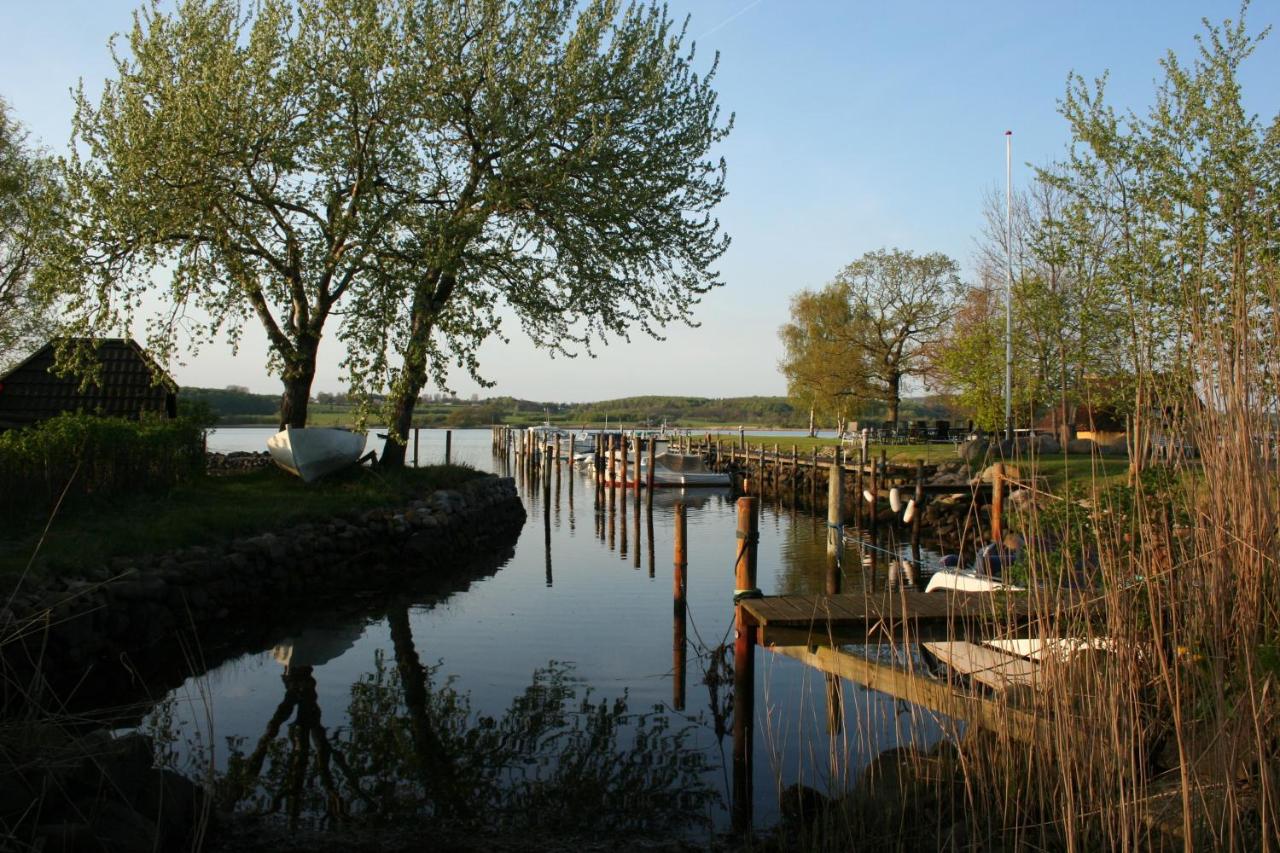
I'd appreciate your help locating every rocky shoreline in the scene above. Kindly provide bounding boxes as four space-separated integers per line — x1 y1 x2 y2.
1 473 527 853
1 474 525 701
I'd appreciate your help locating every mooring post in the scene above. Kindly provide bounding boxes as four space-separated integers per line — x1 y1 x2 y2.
442 429 450 465
607 434 617 488
732 496 759 835
620 433 629 492
991 461 1005 544
826 459 843 569
673 502 687 711
633 434 642 490
553 435 560 485
809 447 818 508
738 425 745 450
647 434 656 492
909 458 924 587
868 452 879 540
413 426 420 467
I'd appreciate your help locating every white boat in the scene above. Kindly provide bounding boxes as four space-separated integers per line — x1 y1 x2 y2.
924 569 1025 594
267 426 366 483
601 449 730 487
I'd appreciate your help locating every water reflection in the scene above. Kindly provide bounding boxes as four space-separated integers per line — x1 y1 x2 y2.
220 614 720 835
171 429 951 835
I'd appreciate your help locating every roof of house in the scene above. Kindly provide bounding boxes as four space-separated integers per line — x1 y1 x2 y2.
0 338 176 429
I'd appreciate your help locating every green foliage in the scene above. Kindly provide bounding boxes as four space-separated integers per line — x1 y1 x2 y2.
0 412 205 516
780 248 963 431
0 98 60 371
181 386 279 418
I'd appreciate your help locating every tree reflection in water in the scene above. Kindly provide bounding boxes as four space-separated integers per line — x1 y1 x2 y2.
219 607 720 837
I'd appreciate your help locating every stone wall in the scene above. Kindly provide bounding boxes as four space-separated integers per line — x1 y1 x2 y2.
2 475 525 700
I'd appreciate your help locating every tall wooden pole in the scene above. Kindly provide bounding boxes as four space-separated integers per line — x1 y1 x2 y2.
672 503 687 711
909 458 924 587
732 497 759 834
445 429 452 465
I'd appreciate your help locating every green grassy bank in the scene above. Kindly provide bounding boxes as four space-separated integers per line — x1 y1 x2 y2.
1 464 484 583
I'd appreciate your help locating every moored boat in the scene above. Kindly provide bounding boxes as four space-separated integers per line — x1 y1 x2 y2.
599 449 730 487
267 426 366 483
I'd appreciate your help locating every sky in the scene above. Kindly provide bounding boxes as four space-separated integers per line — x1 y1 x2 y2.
2 1 1278 402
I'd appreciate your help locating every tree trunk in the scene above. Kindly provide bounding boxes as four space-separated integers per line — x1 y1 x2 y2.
887 372 902 429
277 340 319 429
382 366 426 468
808 406 816 438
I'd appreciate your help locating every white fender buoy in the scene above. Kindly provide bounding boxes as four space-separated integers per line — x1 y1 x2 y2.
889 487 902 513
863 489 874 504
903 498 916 523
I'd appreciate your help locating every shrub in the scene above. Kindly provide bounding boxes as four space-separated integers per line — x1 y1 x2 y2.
0 412 206 516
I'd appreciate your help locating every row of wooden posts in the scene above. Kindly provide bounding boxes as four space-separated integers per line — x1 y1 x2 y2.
496 432 1011 833
491 426 1008 548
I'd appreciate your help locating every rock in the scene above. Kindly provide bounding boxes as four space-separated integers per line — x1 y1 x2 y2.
957 438 991 464
977 464 1020 483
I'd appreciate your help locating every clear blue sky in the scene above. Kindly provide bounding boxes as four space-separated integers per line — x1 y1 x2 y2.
3 1 1276 401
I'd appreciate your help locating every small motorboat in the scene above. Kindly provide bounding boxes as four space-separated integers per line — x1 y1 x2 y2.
267 426 366 483
598 449 730 487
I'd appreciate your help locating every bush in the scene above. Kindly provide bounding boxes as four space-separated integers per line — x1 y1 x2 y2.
0 412 207 516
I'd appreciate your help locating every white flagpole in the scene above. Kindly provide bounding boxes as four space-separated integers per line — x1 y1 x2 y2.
1004 130 1014 442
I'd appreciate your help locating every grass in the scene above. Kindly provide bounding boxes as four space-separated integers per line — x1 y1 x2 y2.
710 434 1134 491
0 464 485 582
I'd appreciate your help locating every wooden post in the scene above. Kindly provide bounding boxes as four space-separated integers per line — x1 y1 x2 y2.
673 503 687 711
647 435 656 491
445 429 452 465
826 461 843 559
790 444 798 504
634 434 642 490
991 462 1005 544
620 433 629 491
553 435 560 484
607 434 617 488
414 426 420 467
757 444 765 496
868 453 879 540
810 447 818 508
909 458 924 587
732 497 758 834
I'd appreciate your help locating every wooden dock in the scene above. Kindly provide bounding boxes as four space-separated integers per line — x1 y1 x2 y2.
738 589 1091 645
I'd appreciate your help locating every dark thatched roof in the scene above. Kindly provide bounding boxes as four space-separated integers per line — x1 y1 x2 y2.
0 338 176 430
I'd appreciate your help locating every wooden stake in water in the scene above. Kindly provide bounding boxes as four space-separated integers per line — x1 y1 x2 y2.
445 429 452 465
647 434 656 493
826 461 843 558
732 496 759 834
414 426 420 467
673 503 687 711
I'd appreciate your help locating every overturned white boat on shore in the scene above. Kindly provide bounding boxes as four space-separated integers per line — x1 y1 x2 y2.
267 426 366 483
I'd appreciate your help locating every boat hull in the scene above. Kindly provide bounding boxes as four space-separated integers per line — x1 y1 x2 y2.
267 427 366 483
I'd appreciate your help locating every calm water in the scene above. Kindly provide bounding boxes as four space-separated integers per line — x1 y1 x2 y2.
159 427 946 834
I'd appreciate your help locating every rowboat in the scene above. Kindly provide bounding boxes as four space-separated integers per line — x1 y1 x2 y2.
267 426 366 483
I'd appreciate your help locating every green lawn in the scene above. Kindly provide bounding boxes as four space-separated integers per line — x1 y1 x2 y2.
0 464 484 582
716 434 1133 491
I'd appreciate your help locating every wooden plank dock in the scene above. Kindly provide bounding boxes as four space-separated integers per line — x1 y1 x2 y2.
738 589 1087 645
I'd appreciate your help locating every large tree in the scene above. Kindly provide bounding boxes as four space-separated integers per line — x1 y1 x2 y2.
0 98 59 370
61 0 729 446
344 0 731 466
833 249 963 428
777 286 871 435
63 0 437 427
